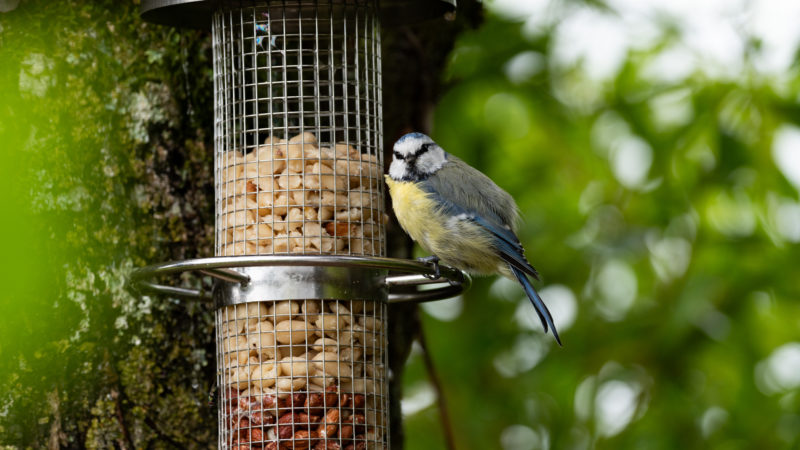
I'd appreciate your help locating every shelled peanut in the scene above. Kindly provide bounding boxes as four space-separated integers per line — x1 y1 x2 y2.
218 132 386 256
220 300 386 449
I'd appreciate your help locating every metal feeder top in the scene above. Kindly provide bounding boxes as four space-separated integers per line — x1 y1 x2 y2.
141 0 457 29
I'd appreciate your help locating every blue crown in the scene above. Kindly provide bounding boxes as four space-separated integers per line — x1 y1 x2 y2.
397 132 429 142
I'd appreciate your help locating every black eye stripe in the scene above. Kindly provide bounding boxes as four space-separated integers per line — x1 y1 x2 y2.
414 143 431 157
394 143 432 161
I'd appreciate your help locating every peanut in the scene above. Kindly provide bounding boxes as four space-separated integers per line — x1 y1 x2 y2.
312 352 353 378
307 383 327 392
250 426 264 443
276 377 307 392
275 320 310 344
314 314 346 339
251 410 275 426
315 442 344 450
230 303 266 321
227 366 251 389
340 424 354 440
304 392 323 409
296 412 316 429
277 412 298 440
250 362 278 389
325 222 353 237
248 319 275 333
302 300 321 315
316 407 340 438
311 337 338 352
269 300 299 319
224 335 250 367
357 316 381 332
323 386 340 407
292 429 318 449
339 347 362 363
225 319 245 335
247 329 276 357
279 356 312 377
288 131 319 146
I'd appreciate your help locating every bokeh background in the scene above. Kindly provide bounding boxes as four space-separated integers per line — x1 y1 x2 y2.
403 0 800 449
1 0 799 448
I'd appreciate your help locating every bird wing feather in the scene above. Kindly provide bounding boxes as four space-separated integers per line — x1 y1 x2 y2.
426 156 519 229
421 156 539 279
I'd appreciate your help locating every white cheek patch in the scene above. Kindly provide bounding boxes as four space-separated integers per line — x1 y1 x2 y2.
416 150 446 174
389 160 408 180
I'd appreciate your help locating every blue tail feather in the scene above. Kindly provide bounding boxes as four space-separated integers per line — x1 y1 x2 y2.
510 265 562 345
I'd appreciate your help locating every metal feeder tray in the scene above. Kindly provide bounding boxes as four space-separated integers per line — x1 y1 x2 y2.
131 255 471 305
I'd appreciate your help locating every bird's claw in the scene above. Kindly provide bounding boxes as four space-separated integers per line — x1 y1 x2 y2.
418 255 441 280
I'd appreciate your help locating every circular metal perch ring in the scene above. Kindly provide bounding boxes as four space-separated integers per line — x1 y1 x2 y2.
131 255 471 304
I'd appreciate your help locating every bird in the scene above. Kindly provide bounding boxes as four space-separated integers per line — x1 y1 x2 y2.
385 132 561 344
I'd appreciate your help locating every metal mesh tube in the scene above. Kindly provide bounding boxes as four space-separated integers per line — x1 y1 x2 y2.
213 1 385 257
212 2 387 449
216 298 387 449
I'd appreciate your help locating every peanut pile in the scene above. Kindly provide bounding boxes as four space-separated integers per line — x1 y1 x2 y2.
219 132 384 256
217 132 386 448
221 300 386 449
226 386 374 450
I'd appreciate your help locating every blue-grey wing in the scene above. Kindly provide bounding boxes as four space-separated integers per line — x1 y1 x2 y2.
425 156 520 230
421 158 539 279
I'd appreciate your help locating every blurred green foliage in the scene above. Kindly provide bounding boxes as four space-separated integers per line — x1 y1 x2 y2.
401 5 800 450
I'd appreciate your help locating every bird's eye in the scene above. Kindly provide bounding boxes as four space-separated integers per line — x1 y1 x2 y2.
393 151 404 160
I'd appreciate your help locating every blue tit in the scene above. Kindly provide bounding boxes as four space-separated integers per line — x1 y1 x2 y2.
385 132 561 344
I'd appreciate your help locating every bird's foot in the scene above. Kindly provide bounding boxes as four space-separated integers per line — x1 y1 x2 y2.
418 255 441 280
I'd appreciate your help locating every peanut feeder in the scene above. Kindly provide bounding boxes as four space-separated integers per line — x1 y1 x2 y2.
133 1 468 449
212 3 389 446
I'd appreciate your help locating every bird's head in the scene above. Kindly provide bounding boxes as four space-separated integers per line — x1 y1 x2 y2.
388 132 448 181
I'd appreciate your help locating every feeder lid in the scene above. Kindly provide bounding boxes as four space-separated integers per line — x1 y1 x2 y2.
140 0 456 29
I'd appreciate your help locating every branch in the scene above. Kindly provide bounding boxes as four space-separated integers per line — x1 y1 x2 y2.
417 319 457 450
111 388 134 450
142 414 188 449
115 383 194 449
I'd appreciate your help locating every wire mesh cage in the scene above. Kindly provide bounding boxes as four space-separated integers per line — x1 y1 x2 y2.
212 2 387 448
217 296 387 449
214 1 384 258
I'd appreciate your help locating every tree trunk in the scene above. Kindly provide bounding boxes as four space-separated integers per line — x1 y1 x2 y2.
0 0 480 447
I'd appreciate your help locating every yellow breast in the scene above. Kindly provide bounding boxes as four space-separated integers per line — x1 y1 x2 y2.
385 175 501 274
385 176 442 249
